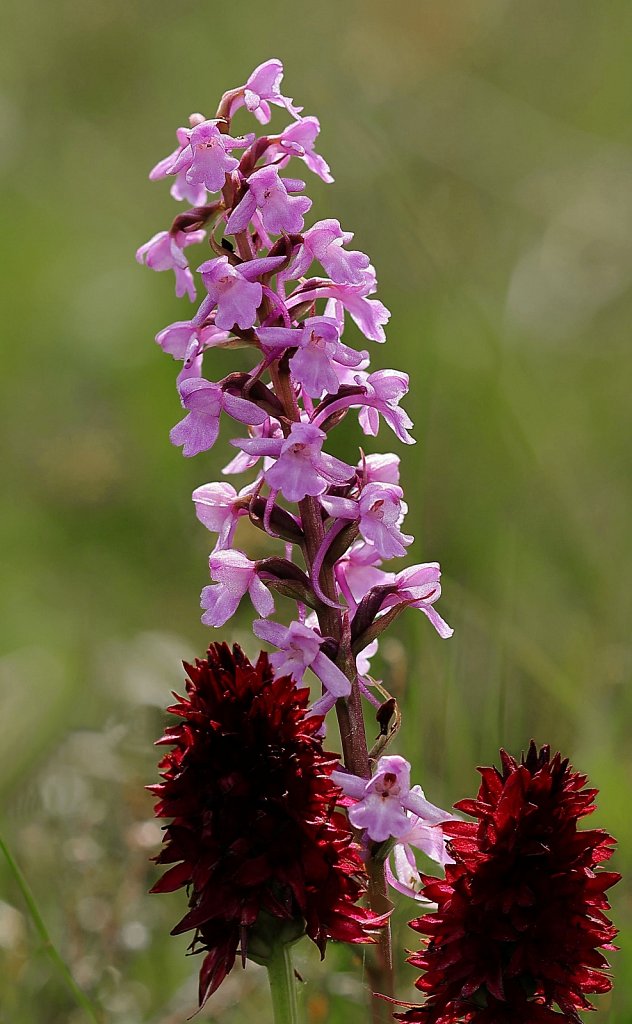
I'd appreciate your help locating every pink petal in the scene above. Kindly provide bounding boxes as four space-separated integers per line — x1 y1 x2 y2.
248 576 275 618
225 192 257 234
420 604 454 639
200 585 241 627
331 770 368 801
312 651 351 698
222 392 268 426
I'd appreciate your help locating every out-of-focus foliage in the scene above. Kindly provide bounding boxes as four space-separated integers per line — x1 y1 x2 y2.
1 1 630 1021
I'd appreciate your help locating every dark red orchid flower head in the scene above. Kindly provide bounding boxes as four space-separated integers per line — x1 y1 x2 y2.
398 742 619 1024
149 642 381 1005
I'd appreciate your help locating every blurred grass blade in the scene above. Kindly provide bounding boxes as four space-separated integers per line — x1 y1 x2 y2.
0 834 101 1023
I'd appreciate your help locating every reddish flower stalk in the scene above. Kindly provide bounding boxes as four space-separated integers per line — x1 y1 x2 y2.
398 742 619 1024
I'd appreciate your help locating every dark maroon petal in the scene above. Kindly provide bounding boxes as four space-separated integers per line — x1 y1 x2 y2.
150 861 191 893
197 926 239 1005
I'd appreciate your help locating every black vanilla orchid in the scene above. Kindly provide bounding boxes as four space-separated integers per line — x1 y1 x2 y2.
398 742 619 1024
149 643 382 1005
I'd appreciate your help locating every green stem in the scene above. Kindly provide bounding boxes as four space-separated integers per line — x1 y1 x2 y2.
266 941 300 1024
0 834 101 1023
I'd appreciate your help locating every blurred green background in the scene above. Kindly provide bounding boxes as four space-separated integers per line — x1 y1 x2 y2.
1 0 630 1021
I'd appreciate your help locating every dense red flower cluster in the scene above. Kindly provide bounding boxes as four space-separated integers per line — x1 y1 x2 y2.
149 642 379 1005
398 742 619 1024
